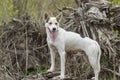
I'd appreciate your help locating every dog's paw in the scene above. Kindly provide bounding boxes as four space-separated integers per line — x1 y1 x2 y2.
91 77 95 80
52 76 61 80
59 75 65 79
47 68 54 72
52 75 65 80
47 69 52 72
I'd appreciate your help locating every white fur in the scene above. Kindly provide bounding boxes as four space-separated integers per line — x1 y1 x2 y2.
44 15 101 80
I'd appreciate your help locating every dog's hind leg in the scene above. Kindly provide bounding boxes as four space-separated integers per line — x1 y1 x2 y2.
48 46 55 72
88 56 100 80
86 46 100 80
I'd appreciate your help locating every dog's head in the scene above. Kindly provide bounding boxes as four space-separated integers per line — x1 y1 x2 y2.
44 13 62 32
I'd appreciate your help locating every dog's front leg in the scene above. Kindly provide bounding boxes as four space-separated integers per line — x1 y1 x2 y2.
48 47 55 72
58 49 66 79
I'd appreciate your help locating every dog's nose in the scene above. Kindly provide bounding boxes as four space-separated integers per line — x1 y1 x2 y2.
53 28 56 31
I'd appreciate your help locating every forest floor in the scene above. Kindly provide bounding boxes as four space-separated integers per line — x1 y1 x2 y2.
21 72 88 80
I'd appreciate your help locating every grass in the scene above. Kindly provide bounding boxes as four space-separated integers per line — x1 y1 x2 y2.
23 68 48 76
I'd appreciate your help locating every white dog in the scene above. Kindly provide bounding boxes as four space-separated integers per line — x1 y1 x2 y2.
44 13 101 80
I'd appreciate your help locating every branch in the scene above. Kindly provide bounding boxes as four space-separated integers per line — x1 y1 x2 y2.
103 68 120 77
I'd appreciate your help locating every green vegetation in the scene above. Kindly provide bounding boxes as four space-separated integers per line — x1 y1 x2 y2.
24 68 47 76
0 0 76 24
111 0 120 4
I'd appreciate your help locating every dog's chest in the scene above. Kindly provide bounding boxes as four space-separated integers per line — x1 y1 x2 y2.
47 38 58 48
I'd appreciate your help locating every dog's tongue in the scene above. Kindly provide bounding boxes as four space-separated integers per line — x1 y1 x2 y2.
51 32 56 41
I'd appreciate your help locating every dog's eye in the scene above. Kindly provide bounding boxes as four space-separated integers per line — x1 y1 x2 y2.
49 22 52 25
55 23 58 25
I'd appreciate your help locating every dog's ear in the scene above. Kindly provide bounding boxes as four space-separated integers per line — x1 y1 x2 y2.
56 13 62 22
44 13 49 22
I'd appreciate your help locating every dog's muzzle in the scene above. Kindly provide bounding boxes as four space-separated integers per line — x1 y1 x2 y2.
48 27 58 33
53 28 56 31
47 27 58 41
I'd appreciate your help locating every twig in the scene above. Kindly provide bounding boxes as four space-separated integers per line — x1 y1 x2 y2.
113 54 116 80
33 44 47 50
25 23 29 74
119 65 120 74
64 21 74 30
2 65 15 80
103 67 120 77
14 43 20 73
62 7 77 11
80 21 89 37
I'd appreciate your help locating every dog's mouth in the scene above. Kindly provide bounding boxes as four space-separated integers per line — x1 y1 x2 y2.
48 28 57 41
51 31 56 40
